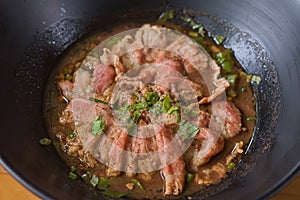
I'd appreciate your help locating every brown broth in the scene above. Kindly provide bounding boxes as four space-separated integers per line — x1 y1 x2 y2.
43 22 256 199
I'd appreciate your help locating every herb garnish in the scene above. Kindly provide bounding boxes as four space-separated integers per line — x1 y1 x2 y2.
91 116 105 136
39 138 52 146
177 120 199 139
89 97 108 104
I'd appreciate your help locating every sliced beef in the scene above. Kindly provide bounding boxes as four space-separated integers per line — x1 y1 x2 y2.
188 128 224 171
92 64 116 96
211 101 242 138
156 125 186 195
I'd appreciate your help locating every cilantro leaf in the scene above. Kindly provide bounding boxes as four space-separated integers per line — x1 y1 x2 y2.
177 121 199 139
91 116 105 136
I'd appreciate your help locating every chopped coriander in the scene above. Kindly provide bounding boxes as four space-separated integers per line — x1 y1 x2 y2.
214 35 226 45
146 92 159 105
247 116 257 121
67 132 76 138
227 162 236 169
177 121 199 139
68 172 77 180
158 9 175 23
91 116 105 136
186 173 194 183
90 174 99 187
39 138 52 146
88 97 108 104
131 179 145 192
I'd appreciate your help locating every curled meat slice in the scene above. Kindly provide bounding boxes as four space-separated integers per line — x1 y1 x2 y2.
58 80 73 101
106 126 129 176
211 101 242 138
156 125 186 195
162 159 186 195
92 64 116 95
156 51 184 74
187 128 224 171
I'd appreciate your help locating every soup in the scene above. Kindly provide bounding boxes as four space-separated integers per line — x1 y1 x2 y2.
43 11 257 199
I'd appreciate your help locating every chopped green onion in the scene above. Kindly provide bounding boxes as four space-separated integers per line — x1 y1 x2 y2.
186 173 194 183
221 61 233 73
198 26 206 37
247 116 257 121
81 174 89 181
39 138 52 146
70 166 77 172
88 97 108 104
97 177 131 198
188 31 199 38
254 76 261 83
190 20 202 30
167 106 180 114
133 110 141 123
91 116 105 136
131 102 145 109
239 71 248 76
68 172 77 180
65 74 73 81
158 10 175 23
248 75 261 84
163 96 171 112
97 177 111 190
214 35 226 45
90 174 99 187
241 87 246 92
103 190 130 198
194 37 204 43
106 36 122 47
67 132 76 138
228 89 237 98
227 162 236 169
131 179 145 192
63 67 69 75
225 74 238 87
181 16 192 23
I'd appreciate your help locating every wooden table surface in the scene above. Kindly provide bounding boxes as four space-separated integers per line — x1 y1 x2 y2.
0 164 299 199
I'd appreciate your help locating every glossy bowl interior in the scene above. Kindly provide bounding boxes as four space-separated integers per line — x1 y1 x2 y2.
0 0 299 199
